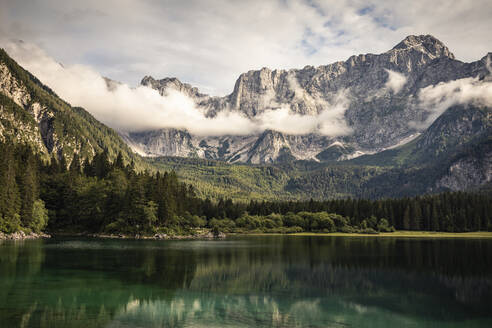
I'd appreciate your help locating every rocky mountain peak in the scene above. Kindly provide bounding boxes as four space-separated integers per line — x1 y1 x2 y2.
103 77 122 91
390 34 455 60
140 75 156 85
129 36 490 165
481 52 492 67
141 75 205 99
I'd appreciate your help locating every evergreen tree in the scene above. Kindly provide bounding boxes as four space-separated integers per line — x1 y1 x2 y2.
113 151 125 170
431 201 440 231
19 152 38 228
30 199 49 233
69 153 81 173
403 205 411 230
410 201 422 231
0 144 21 232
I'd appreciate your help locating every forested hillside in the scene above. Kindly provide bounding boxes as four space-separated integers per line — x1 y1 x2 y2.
149 136 491 201
1 45 491 237
149 102 491 201
0 49 145 169
1 140 491 236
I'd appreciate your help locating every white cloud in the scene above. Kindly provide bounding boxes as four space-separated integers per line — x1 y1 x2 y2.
2 40 351 137
413 75 492 129
384 69 407 93
0 0 490 95
255 90 352 136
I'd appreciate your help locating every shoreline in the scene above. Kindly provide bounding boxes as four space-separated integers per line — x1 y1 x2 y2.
227 231 492 239
4 230 492 241
0 231 51 240
72 230 492 240
52 231 227 240
289 231 492 238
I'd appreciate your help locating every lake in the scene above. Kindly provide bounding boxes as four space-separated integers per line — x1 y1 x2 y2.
1 235 491 327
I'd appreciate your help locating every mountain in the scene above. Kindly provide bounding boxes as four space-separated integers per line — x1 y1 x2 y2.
0 49 144 167
150 123 491 201
146 101 490 200
348 102 491 194
127 35 491 164
0 37 490 201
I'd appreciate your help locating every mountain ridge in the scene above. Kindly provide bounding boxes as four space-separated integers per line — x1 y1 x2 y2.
0 36 490 200
125 35 491 164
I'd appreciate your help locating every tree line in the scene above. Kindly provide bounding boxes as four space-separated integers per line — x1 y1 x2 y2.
238 193 492 232
1 142 491 235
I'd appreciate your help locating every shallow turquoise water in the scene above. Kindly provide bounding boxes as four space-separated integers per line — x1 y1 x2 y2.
0 235 491 327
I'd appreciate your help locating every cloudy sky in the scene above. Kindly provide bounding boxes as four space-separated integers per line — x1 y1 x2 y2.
1 0 491 96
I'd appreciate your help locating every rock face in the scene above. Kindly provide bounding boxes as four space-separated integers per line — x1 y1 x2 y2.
125 35 491 164
141 76 207 100
415 104 491 158
420 104 491 192
0 49 140 166
436 152 492 191
0 61 52 155
125 128 196 157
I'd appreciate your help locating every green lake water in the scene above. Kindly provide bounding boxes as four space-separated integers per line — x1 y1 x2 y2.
0 235 491 327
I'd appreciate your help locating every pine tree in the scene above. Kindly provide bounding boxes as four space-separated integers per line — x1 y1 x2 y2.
0 144 21 232
431 201 440 231
113 151 125 170
93 150 111 178
69 153 81 174
403 205 411 230
20 153 38 228
48 154 60 174
410 201 422 231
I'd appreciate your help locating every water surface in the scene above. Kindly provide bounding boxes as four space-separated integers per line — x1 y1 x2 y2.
1 235 491 327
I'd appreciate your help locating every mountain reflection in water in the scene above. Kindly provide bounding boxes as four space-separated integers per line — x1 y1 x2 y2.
0 236 491 327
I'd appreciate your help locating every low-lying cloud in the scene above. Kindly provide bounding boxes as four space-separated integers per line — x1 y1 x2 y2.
384 69 407 93
2 40 352 137
256 90 352 136
413 72 492 129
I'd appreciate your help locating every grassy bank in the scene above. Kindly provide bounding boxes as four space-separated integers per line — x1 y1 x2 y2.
287 231 492 238
48 230 492 240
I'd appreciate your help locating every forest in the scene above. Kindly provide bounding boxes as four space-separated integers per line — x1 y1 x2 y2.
1 142 491 236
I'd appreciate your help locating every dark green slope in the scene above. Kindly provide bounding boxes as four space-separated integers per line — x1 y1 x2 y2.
289 104 491 198
149 104 491 200
147 157 294 201
0 49 145 168
351 104 491 167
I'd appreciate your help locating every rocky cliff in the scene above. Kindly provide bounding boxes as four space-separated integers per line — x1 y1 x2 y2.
126 35 491 164
0 49 142 167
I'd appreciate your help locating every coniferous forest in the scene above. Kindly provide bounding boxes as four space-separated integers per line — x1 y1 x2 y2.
1 141 491 236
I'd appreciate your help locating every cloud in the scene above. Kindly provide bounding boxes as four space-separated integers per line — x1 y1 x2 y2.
0 0 490 96
286 73 326 113
255 90 352 136
2 40 351 137
384 69 407 93
412 75 492 129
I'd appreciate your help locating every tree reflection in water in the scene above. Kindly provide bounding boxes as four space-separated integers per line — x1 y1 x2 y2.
1 236 491 327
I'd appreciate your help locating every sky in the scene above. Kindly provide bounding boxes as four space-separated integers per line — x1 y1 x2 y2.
1 0 491 96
